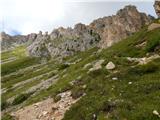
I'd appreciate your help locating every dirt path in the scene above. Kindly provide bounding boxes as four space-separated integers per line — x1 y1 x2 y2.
11 91 80 120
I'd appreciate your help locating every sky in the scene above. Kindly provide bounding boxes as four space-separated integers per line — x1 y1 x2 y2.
0 0 156 35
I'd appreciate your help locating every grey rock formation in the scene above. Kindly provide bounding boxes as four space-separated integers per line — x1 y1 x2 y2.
106 61 115 70
1 32 37 51
27 24 100 58
154 0 160 18
89 5 151 48
2 5 152 58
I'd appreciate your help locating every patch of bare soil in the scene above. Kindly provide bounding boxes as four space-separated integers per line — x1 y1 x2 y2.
11 91 80 120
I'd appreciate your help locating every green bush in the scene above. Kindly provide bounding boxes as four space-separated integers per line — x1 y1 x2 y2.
88 69 108 78
71 87 85 99
145 29 160 52
58 84 73 93
1 100 9 110
146 39 160 52
12 93 31 105
58 63 69 70
128 62 158 75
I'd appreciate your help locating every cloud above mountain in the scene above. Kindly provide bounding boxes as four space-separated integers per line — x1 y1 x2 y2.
0 0 155 35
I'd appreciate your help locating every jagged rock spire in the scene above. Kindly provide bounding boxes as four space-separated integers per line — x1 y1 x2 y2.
154 0 160 18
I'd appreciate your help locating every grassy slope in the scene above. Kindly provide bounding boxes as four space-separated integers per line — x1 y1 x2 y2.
1 26 160 120
63 28 160 120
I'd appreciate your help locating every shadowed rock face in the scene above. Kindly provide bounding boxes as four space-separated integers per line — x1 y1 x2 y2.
154 0 160 18
89 5 151 48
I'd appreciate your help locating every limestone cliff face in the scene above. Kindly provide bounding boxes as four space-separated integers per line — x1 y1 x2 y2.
154 0 160 18
89 5 151 48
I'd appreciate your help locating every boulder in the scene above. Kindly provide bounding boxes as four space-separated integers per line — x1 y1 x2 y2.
89 59 105 71
106 61 115 70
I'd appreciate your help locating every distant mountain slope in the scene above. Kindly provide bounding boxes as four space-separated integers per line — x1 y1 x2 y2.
1 32 37 51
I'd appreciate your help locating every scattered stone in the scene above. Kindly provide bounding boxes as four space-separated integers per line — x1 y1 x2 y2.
83 63 92 69
82 85 87 89
153 110 160 117
128 82 132 85
93 114 97 120
106 61 115 70
112 77 118 80
89 59 105 71
12 91 81 120
42 111 48 116
97 49 103 53
127 54 160 65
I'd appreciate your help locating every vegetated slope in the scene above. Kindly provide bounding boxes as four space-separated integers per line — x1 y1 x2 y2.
1 22 160 120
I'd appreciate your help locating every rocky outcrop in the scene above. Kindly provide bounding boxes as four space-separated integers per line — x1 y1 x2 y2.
27 24 100 58
2 5 152 58
27 5 152 58
154 0 160 18
89 5 151 48
106 61 116 70
1 32 37 51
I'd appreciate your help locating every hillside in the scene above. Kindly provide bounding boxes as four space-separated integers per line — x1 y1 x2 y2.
1 20 160 120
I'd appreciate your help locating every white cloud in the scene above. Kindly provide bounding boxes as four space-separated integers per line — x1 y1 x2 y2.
0 0 155 35
0 0 65 34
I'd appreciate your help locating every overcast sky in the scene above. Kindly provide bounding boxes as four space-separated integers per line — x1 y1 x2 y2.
0 0 156 35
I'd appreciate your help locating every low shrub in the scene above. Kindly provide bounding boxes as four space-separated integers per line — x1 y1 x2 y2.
146 39 160 52
71 87 85 99
2 114 14 120
145 29 160 52
1 100 10 110
58 63 69 70
88 69 108 78
12 93 31 105
58 84 73 93
128 62 158 75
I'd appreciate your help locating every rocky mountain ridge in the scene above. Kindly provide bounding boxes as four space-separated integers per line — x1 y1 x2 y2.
1 32 37 51
27 5 152 58
89 5 152 48
1 5 155 58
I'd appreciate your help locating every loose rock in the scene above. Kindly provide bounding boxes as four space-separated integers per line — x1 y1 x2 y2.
106 61 115 70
